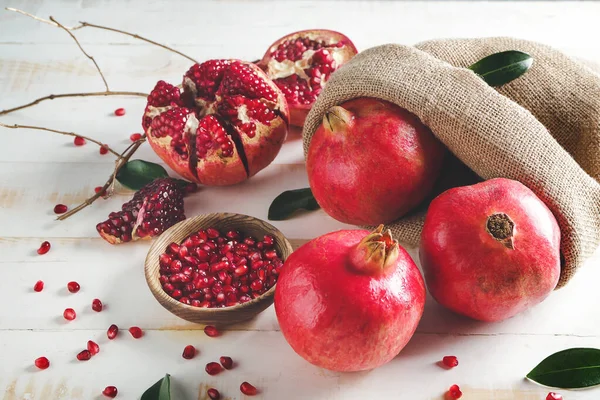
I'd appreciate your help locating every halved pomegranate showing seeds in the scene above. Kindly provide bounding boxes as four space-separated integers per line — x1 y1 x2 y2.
257 30 357 126
96 178 190 244
143 60 289 186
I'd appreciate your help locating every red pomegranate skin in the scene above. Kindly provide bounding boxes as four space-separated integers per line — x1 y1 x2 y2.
275 228 426 371
420 178 561 322
307 97 445 225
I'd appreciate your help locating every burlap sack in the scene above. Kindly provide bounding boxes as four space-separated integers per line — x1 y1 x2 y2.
302 40 600 287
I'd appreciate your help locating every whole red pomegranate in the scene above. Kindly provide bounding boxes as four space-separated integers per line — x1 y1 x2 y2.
307 97 445 225
420 178 561 322
275 226 425 371
143 60 289 186
257 30 357 126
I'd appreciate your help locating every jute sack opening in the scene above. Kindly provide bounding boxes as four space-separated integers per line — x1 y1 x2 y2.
302 40 600 288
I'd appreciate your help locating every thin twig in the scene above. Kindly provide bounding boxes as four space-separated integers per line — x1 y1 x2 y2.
0 91 147 116
0 122 121 157
6 7 80 29
49 16 109 91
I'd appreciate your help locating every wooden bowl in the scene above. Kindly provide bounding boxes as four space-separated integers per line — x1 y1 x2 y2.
145 213 293 326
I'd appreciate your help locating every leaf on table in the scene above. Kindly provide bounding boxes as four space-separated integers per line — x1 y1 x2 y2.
141 374 172 400
468 50 533 87
268 187 320 221
526 348 600 389
116 159 169 190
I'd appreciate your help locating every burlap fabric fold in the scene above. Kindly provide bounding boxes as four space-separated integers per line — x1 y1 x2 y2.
302 41 600 287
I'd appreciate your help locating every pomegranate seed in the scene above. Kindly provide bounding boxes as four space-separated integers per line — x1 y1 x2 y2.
34 356 49 370
92 298 103 312
219 356 233 369
240 382 258 396
182 345 196 359
448 384 462 399
204 325 219 337
33 280 44 292
129 326 143 338
74 136 86 146
63 308 76 321
37 241 51 255
54 204 68 214
67 281 80 293
99 145 109 155
107 324 119 339
546 393 563 400
205 362 222 375
442 355 458 368
114 108 126 116
130 133 142 141
95 186 104 194
87 340 100 355
207 388 220 400
76 349 91 361
102 386 118 398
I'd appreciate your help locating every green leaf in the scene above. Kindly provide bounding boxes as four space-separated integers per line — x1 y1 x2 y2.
116 159 169 190
526 348 600 389
141 374 172 400
468 50 533 87
268 187 320 221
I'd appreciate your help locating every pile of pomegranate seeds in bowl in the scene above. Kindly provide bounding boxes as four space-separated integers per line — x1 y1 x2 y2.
157 227 284 308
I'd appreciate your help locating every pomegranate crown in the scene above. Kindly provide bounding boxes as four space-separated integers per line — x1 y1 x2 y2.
349 225 400 274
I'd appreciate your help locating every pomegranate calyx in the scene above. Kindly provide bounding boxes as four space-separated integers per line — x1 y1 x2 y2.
349 225 399 274
323 105 354 133
486 213 515 249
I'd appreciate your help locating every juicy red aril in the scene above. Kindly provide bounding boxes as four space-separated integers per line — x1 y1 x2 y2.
207 388 220 400
182 345 196 359
95 186 104 194
33 280 44 292
205 362 222 375
34 356 49 370
87 340 100 355
67 281 80 293
240 382 258 396
76 350 91 361
442 355 458 368
74 136 86 146
129 326 143 338
107 324 118 339
546 393 563 400
92 298 103 312
204 325 219 337
219 356 233 369
102 386 118 398
130 133 142 142
63 308 76 321
37 241 51 255
448 384 462 399
114 108 126 116
54 204 68 214
99 145 109 155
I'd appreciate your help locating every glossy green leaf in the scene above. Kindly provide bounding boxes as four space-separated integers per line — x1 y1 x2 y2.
116 159 169 190
468 50 533 87
268 187 320 221
141 374 171 400
526 348 600 389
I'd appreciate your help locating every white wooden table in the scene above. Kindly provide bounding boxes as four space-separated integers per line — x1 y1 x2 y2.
1 1 600 399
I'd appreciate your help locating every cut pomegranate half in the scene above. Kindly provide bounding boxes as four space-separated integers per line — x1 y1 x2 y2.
257 30 357 126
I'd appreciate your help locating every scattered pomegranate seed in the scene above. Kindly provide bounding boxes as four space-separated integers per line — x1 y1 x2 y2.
95 186 104 194
182 345 196 359
442 355 459 368
63 308 76 321
448 384 462 399
74 136 86 146
129 326 143 338
130 133 142 142
76 349 91 361
114 108 126 116
33 280 44 292
107 324 119 340
67 281 80 293
37 241 51 255
99 145 109 155
87 340 100 355
546 393 563 400
205 362 223 375
34 356 50 370
54 204 68 214
204 325 219 337
207 388 220 400
91 298 103 312
102 386 118 398
240 382 258 396
219 356 233 370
